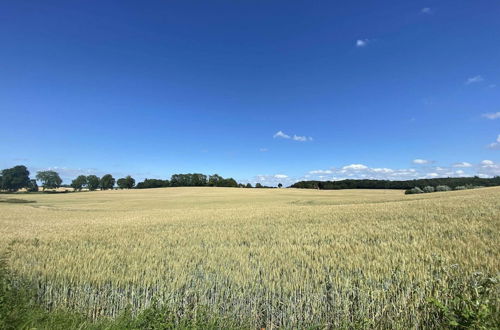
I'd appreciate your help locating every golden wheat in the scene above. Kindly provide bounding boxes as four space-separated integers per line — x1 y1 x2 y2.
1 187 499 327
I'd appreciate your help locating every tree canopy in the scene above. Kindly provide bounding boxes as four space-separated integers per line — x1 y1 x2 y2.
36 171 62 190
86 175 100 191
117 176 135 189
71 175 88 191
99 174 115 190
0 165 31 191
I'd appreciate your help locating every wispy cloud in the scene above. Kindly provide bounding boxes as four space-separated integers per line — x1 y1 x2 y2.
465 75 484 85
421 7 433 14
259 148 269 152
356 39 369 47
453 162 473 168
482 112 500 120
412 159 432 164
487 134 500 149
342 164 368 170
309 169 333 175
274 174 288 179
273 130 313 142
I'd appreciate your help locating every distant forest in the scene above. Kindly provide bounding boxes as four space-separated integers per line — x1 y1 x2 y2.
291 177 500 190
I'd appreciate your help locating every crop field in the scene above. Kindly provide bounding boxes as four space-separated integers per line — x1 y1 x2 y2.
1 187 499 328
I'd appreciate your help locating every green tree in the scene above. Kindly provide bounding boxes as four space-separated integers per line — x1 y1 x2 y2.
0 165 31 191
255 183 263 188
71 175 87 191
86 175 100 191
246 183 252 188
36 171 62 191
27 179 38 192
117 176 135 189
208 174 223 187
100 174 115 190
278 183 283 188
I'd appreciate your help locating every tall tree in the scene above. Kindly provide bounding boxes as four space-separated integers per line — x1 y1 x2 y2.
278 183 283 188
27 179 39 192
0 165 31 191
208 174 223 186
86 175 100 191
36 170 62 191
100 174 115 190
117 175 135 189
71 175 88 191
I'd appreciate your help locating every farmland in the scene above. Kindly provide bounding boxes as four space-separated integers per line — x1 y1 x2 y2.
1 187 499 328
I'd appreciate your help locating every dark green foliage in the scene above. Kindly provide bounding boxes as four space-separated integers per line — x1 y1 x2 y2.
99 174 115 190
255 183 263 188
136 174 240 189
117 176 135 189
246 183 252 188
405 187 424 194
36 170 62 190
27 179 38 192
71 175 88 191
86 175 100 191
170 173 208 187
0 165 31 191
135 179 170 189
278 183 283 188
428 272 499 329
291 176 500 190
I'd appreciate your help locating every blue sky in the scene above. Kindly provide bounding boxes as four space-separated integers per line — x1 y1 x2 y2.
1 0 499 185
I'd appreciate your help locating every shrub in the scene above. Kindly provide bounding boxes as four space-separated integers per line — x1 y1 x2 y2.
405 187 424 194
436 185 451 192
429 271 499 329
423 186 435 193
454 186 467 190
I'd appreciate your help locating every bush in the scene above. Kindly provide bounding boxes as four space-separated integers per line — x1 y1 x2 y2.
423 186 435 193
429 270 499 329
454 186 467 190
436 185 451 192
405 187 424 194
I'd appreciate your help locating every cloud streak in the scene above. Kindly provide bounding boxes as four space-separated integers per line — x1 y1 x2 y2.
465 75 484 85
482 112 500 120
273 131 313 142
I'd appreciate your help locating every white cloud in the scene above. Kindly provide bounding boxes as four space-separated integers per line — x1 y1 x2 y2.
274 174 288 179
421 7 432 14
356 39 369 47
453 162 473 168
342 164 368 170
480 160 495 166
482 112 500 120
455 170 465 175
259 148 268 152
426 173 439 177
273 131 290 139
371 168 394 173
466 75 484 85
412 159 431 164
309 169 333 175
273 130 312 142
487 135 500 149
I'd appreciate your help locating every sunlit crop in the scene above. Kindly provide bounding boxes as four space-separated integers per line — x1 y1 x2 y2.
1 187 498 328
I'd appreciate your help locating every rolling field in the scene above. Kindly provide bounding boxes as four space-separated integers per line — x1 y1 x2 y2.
1 187 499 328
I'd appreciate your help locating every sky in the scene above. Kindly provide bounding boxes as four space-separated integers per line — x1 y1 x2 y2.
0 0 499 186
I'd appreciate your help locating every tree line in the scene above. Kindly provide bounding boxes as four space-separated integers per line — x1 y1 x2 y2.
0 165 277 192
290 177 500 190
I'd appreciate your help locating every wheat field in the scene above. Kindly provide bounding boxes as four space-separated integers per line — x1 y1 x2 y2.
1 187 499 328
